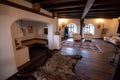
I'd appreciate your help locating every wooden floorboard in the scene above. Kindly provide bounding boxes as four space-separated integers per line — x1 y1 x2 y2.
8 38 118 80
61 38 117 80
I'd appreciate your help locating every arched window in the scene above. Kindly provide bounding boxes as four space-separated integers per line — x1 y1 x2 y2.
84 24 94 35
67 23 77 33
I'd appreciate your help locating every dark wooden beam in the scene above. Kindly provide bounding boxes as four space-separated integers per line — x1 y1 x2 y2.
80 0 95 36
86 15 119 18
88 12 120 15
85 17 116 19
94 0 120 4
59 16 82 18
57 10 83 14
41 1 85 8
89 10 120 12
87 14 120 16
80 19 84 35
26 0 120 18
59 15 81 17
39 0 82 5
46 6 84 11
89 9 120 13
93 3 120 7
90 9 120 11
91 4 120 10
49 7 84 12
59 15 119 19
81 0 95 19
59 15 81 18
59 13 82 15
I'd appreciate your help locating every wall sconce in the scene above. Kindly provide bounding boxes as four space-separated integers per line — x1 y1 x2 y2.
59 19 67 28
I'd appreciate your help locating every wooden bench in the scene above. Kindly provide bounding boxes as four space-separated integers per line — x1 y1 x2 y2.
22 38 48 47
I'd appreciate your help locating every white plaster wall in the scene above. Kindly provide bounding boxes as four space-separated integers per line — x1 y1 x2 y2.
58 18 80 27
58 18 80 38
11 21 23 38
18 20 37 41
8 0 32 8
47 23 54 49
12 20 48 40
84 19 117 38
11 21 24 68
0 15 17 80
109 18 119 35
0 4 54 80
34 22 48 39
58 18 119 38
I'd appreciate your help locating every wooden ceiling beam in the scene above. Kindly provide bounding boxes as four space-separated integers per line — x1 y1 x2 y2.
58 11 83 14
59 13 82 15
86 15 119 18
49 7 84 12
39 0 83 5
28 0 75 4
90 9 120 12
81 0 95 19
59 15 81 18
46 6 84 11
94 0 120 4
93 3 120 7
91 5 120 10
26 0 120 18
59 15 118 19
41 1 85 8
58 13 120 18
87 14 120 16
88 12 120 14
86 14 120 18
57 10 83 13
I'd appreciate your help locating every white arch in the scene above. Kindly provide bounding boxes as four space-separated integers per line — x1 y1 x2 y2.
11 19 53 67
0 4 54 80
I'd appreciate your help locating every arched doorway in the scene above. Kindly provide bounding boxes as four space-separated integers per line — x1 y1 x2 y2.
66 23 78 37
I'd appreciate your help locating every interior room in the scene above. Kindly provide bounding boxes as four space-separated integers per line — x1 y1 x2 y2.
0 0 120 80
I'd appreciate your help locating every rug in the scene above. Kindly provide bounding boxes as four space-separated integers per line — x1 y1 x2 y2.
61 41 103 53
29 53 80 80
10 54 82 80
